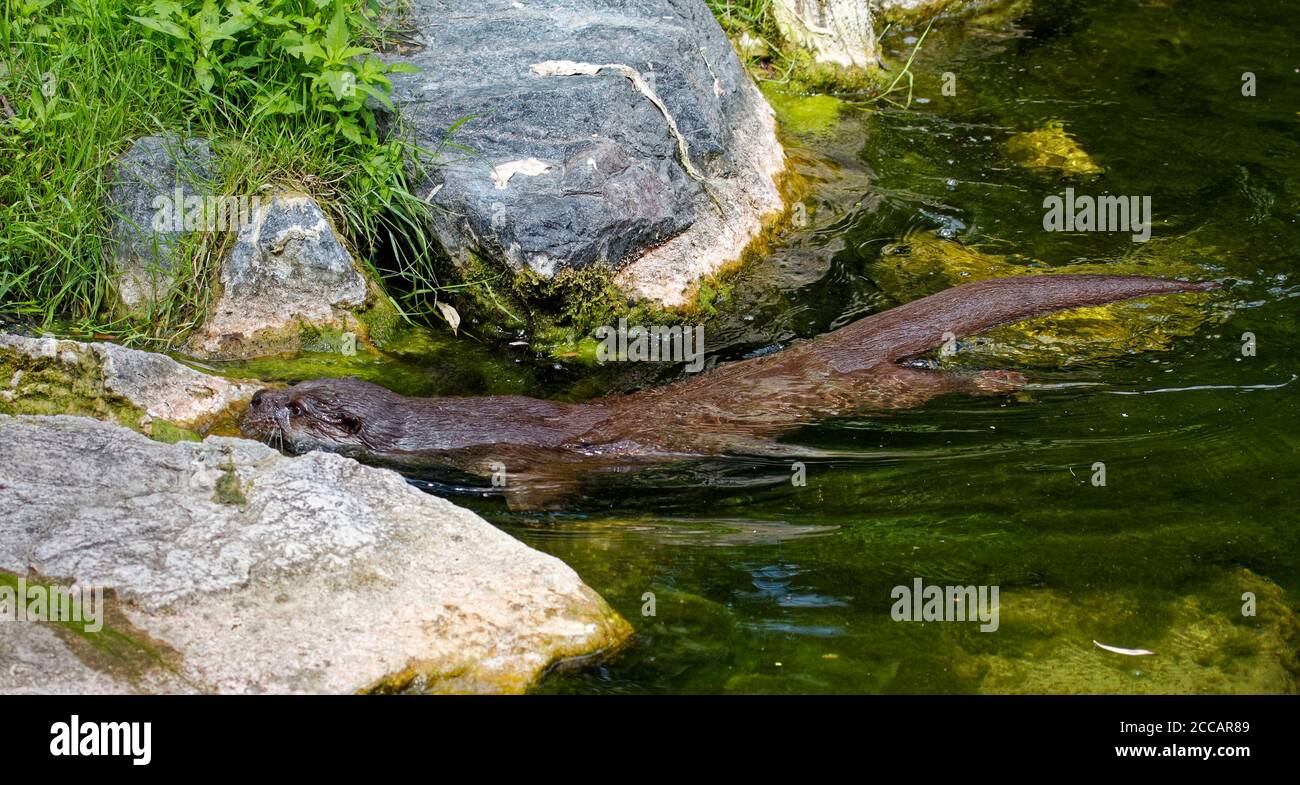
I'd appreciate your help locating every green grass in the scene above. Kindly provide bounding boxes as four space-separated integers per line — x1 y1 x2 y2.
0 0 441 347
705 0 772 27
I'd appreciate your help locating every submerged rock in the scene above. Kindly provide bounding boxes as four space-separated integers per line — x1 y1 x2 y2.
187 193 386 359
971 569 1298 694
0 332 255 434
385 0 786 307
870 230 1223 367
105 134 215 311
0 415 631 694
1005 120 1104 176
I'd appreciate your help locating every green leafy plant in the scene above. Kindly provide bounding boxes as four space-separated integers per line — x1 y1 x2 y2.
0 0 440 342
127 0 417 147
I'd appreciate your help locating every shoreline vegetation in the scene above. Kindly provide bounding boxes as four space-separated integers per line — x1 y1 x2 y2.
1 0 431 346
0 0 959 352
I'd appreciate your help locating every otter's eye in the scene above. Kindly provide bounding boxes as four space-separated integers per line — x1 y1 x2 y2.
288 402 305 417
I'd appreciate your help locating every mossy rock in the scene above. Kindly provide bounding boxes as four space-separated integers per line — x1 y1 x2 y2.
0 341 143 428
0 569 191 692
416 166 801 356
870 230 1224 367
1005 120 1104 176
971 568 1298 694
0 334 253 441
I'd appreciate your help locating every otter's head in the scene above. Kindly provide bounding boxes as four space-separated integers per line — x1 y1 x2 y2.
240 377 398 455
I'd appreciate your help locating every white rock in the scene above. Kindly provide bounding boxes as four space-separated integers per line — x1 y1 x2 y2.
0 416 630 694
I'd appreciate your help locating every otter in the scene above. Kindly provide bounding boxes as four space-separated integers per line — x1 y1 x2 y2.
242 275 1218 504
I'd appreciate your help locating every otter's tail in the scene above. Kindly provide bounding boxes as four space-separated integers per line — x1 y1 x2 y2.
828 275 1219 368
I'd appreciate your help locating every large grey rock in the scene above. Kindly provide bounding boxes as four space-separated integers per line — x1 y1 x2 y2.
0 332 256 431
187 193 372 359
0 416 630 694
105 135 215 311
387 0 786 306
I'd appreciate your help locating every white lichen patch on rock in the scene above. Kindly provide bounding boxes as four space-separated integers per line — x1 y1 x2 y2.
0 415 632 694
491 157 554 189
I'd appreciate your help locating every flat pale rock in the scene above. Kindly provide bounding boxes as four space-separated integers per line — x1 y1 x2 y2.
0 416 630 694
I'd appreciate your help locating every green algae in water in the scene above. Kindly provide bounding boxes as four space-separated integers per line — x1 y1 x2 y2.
513 0 1300 694
1005 120 1105 176
762 87 846 139
192 321 539 398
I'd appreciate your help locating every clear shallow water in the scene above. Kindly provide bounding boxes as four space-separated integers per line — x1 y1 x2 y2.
222 0 1300 692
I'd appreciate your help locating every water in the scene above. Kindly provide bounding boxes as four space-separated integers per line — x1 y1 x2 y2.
521 0 1300 693
228 0 1300 692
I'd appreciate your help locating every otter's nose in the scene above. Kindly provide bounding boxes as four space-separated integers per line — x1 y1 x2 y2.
251 389 267 406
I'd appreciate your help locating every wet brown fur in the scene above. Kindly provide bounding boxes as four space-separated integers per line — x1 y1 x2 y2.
242 275 1218 502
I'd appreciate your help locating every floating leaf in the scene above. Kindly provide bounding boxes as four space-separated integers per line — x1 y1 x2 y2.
436 301 461 335
1093 640 1155 656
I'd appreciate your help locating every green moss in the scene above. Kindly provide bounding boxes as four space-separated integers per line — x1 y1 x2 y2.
509 265 691 360
761 86 845 138
0 570 186 689
198 319 537 398
418 251 529 337
693 276 735 317
778 48 883 94
148 419 202 443
0 343 145 430
212 460 247 506
533 327 603 364
356 291 403 347
298 323 351 354
512 266 628 335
